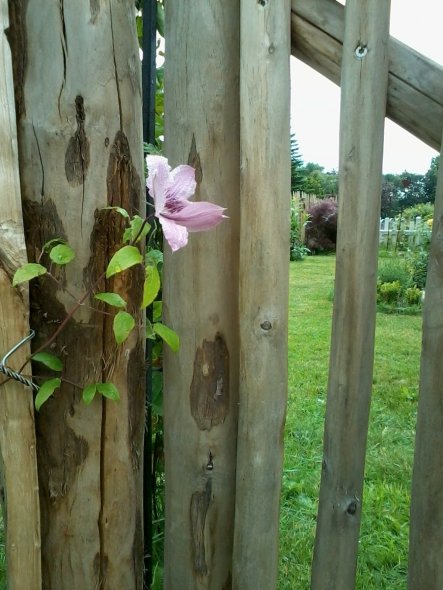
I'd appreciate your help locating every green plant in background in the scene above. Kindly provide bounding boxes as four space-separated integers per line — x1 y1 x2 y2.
376 249 429 313
405 286 422 306
378 281 402 305
377 259 411 288
290 202 310 261
405 249 429 291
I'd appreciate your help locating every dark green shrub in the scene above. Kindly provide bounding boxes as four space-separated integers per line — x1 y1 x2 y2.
304 198 338 253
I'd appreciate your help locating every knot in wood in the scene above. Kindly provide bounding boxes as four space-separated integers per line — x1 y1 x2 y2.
346 500 358 515
260 320 272 331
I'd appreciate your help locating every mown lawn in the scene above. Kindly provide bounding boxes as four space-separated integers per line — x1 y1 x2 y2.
279 255 421 589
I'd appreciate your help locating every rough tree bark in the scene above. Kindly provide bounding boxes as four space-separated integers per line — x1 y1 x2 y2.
163 1 240 588
8 2 145 588
0 2 41 587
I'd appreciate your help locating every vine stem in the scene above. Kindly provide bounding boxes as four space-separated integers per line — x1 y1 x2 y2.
17 209 153 374
17 270 107 373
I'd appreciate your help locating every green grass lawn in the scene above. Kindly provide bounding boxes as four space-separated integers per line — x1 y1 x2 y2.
0 255 421 588
279 255 421 589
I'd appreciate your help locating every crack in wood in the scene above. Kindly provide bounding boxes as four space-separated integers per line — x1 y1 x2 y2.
109 4 123 131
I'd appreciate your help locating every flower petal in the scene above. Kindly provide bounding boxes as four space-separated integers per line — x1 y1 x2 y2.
147 158 171 215
146 155 169 192
169 165 197 201
159 216 189 252
163 200 227 231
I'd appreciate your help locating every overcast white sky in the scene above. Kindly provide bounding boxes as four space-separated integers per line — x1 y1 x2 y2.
291 0 443 174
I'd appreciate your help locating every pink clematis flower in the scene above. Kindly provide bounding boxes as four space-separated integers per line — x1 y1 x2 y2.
146 155 227 252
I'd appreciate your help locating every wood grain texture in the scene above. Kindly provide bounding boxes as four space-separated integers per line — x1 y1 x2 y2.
163 1 240 588
311 1 390 589
408 130 443 590
232 1 290 589
9 2 145 588
0 2 41 588
291 0 443 150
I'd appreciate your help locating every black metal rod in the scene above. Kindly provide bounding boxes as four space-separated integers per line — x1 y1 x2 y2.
142 1 157 588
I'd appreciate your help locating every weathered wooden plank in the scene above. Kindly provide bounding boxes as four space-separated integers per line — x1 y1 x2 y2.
163 2 240 588
232 2 290 589
8 2 145 588
408 131 443 589
311 1 390 589
291 0 443 150
0 2 41 588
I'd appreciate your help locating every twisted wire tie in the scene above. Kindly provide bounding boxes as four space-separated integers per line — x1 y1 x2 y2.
0 331 39 392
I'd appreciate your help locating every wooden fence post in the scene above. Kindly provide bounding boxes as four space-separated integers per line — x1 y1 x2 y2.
163 2 240 587
311 1 390 588
9 2 145 587
0 3 41 588
232 1 290 588
408 129 443 590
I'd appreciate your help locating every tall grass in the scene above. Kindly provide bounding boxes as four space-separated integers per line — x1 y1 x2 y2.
280 255 420 589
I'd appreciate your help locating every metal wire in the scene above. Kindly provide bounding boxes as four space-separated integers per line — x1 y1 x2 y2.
0 331 39 392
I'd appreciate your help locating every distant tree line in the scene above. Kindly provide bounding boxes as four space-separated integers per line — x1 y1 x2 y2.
291 135 338 197
291 134 440 216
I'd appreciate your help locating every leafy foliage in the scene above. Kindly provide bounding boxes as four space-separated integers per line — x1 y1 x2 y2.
35 378 61 411
106 245 143 278
113 311 136 345
297 162 338 197
376 253 427 312
13 263 47 286
291 134 304 193
290 202 310 261
380 157 438 217
32 352 63 372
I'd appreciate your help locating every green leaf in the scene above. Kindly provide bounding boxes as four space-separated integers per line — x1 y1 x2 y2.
94 292 127 308
122 227 133 243
106 246 143 278
146 319 156 340
102 206 130 219
35 378 61 411
49 244 75 265
153 323 180 352
146 249 163 267
42 238 66 252
97 382 120 402
141 265 161 309
153 301 162 322
33 352 63 372
113 311 135 345
82 383 97 406
13 263 47 286
128 215 150 244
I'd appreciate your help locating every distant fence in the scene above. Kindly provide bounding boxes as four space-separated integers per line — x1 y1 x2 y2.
379 216 431 248
292 191 337 212
292 193 431 249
